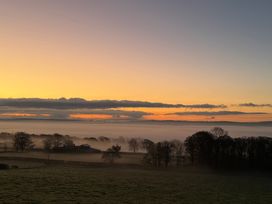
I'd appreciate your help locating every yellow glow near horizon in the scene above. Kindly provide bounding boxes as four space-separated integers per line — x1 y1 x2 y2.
1 1 271 122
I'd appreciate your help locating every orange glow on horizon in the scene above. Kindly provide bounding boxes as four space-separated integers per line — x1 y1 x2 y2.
0 113 49 117
70 114 113 120
144 113 272 122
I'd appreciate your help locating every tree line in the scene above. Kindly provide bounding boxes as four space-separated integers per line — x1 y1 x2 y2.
2 128 272 170
142 127 272 170
185 127 272 170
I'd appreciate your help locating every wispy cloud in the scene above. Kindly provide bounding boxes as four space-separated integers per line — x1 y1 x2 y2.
168 111 268 116
183 104 227 109
238 103 272 108
0 107 152 120
0 98 226 109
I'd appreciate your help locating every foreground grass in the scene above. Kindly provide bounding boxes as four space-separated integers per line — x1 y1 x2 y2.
0 165 272 204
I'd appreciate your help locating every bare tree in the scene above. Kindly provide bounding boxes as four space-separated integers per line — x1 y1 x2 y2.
43 137 55 161
160 141 173 168
43 137 54 152
13 132 34 152
43 134 75 152
171 140 184 167
128 138 139 153
102 145 121 163
143 140 173 168
210 127 228 138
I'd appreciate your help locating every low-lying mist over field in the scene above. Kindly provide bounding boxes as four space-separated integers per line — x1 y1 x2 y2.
0 120 272 142
0 132 132 152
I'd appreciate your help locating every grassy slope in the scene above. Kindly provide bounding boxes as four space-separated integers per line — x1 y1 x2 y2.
0 165 272 204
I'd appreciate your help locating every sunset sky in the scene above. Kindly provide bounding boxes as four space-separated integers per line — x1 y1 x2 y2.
1 0 272 122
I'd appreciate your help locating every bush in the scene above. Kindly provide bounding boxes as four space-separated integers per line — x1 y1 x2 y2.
11 165 19 169
0 163 9 170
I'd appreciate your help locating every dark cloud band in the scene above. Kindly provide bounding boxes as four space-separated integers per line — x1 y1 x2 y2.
238 103 272 108
0 107 152 120
0 98 226 109
168 111 268 116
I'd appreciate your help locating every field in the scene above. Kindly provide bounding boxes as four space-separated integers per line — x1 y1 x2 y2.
0 151 143 165
1 159 272 204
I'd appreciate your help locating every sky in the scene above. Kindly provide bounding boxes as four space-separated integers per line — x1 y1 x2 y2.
0 0 272 122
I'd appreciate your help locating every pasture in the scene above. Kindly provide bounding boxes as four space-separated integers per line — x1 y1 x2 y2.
0 159 272 204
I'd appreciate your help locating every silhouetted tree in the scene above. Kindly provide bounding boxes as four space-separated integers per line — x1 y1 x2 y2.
213 135 234 167
171 140 184 167
141 139 154 151
98 136 110 142
184 130 272 170
102 145 121 163
143 140 174 168
128 138 139 153
142 140 157 166
160 141 173 167
43 137 54 161
52 134 64 149
233 137 248 167
43 137 54 152
184 131 215 165
210 127 228 137
246 137 272 169
13 132 34 152
43 134 75 152
63 137 75 149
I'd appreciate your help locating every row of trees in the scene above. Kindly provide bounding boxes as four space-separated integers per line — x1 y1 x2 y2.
10 132 143 153
12 132 102 154
142 127 272 170
185 127 272 169
11 132 75 152
142 139 184 167
43 134 75 152
13 132 34 152
9 128 272 170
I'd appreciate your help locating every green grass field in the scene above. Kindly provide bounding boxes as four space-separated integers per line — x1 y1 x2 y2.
1 161 272 204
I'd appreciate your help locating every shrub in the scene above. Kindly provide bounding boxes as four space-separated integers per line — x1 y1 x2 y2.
0 163 9 170
11 165 19 169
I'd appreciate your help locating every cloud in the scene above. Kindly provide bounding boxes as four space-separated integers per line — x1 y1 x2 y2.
168 111 268 116
0 107 152 120
71 109 152 119
0 98 226 109
182 104 227 109
238 103 272 108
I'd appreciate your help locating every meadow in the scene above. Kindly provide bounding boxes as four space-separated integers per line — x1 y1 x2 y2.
1 159 272 204
0 152 143 165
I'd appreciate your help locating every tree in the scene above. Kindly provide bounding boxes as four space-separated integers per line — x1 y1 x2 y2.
128 138 139 153
102 145 121 163
143 140 174 168
184 131 215 165
210 127 228 138
43 137 53 152
213 135 234 167
62 137 75 149
43 134 75 152
171 140 184 167
184 131 272 170
141 139 154 151
43 137 54 161
160 141 173 168
98 136 110 142
13 132 34 152
52 133 64 149
142 139 157 166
